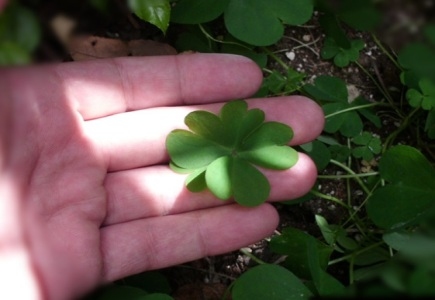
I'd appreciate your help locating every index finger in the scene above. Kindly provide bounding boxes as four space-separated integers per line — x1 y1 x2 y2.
54 53 263 120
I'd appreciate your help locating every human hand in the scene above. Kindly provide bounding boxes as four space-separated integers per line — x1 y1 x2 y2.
0 54 324 300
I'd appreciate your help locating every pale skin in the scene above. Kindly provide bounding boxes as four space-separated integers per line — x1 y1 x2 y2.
0 53 324 300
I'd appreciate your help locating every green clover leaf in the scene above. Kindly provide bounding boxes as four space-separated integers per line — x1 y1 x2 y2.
166 100 298 207
321 37 365 68
303 75 381 138
406 78 435 110
352 131 382 161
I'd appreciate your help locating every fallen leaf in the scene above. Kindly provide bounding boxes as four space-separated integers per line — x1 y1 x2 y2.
68 35 177 61
69 35 129 61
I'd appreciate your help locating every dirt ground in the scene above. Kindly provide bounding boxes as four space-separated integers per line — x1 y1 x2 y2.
24 0 435 299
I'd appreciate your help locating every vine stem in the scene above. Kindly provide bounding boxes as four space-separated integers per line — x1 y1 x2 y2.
239 248 266 265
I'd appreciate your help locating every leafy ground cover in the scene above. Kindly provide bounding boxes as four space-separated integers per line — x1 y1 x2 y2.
3 0 435 299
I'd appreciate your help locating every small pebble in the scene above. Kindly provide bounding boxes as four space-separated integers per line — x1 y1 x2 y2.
285 51 296 61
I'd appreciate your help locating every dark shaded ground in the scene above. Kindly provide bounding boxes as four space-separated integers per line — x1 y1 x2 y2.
22 0 435 299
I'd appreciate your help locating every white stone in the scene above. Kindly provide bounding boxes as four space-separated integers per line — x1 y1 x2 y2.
302 34 311 42
285 51 296 61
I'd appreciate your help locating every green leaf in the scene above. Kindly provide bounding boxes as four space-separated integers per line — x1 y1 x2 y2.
398 43 435 83
270 227 333 280
383 231 435 259
321 38 365 67
0 41 30 65
220 34 268 68
241 122 294 150
143 294 174 300
328 144 351 163
305 76 377 138
263 68 306 95
166 130 229 169
338 0 381 31
419 78 435 110
239 145 298 169
355 97 382 128
186 168 207 192
323 104 363 137
90 0 111 15
315 215 346 252
220 100 264 147
300 140 331 171
318 12 350 49
352 132 382 161
121 271 172 295
425 24 435 47
307 238 346 296
0 3 40 65
408 266 435 296
171 0 229 24
231 158 270 206
128 0 171 34
224 0 313 46
231 264 313 300
352 248 389 266
206 156 232 200
303 75 348 102
174 25 216 53
185 110 227 144
166 100 297 207
94 284 149 300
367 145 435 229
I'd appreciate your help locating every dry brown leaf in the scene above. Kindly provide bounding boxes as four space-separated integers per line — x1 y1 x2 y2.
68 35 129 61
68 35 177 61
127 39 177 56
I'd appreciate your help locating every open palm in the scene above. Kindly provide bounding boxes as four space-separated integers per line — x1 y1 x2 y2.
0 54 324 300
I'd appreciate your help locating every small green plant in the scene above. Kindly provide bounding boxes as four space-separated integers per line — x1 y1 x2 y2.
321 37 365 67
316 0 380 67
303 75 381 138
166 100 298 207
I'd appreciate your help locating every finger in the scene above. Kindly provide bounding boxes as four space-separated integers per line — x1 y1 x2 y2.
103 153 317 226
53 53 263 120
100 203 279 282
85 96 324 171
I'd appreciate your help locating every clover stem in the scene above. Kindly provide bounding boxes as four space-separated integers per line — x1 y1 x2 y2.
327 241 386 266
261 46 289 70
317 172 378 179
309 189 351 210
324 102 383 119
329 159 371 195
240 247 266 265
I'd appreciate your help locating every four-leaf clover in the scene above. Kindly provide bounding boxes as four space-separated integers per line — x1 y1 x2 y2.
166 100 298 207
